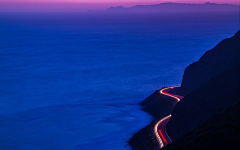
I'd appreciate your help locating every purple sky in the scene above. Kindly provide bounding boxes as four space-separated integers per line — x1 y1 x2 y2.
0 0 239 12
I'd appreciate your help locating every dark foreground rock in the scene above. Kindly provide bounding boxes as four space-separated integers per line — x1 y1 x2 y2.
167 62 240 141
181 30 240 94
141 90 178 119
129 30 240 150
167 30 240 140
163 101 240 150
128 124 156 150
128 90 178 150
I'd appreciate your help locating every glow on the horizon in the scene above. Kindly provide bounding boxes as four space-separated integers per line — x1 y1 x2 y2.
1 0 239 3
0 0 239 12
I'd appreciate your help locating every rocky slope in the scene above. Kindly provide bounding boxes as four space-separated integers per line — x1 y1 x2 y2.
129 90 178 150
181 30 240 94
141 90 178 119
129 30 240 150
164 100 240 150
167 30 240 141
167 61 240 141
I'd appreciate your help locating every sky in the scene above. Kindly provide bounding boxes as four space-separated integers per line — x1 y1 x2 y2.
0 0 239 12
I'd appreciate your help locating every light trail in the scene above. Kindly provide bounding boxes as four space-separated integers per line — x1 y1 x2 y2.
159 129 167 143
152 86 184 149
160 86 183 102
153 115 172 148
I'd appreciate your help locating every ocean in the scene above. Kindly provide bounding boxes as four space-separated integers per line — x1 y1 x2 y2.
0 12 239 150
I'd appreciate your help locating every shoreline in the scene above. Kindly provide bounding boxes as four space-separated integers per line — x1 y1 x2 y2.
129 30 240 150
128 87 182 150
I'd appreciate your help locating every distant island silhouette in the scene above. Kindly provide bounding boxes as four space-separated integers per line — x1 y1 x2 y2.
88 2 239 13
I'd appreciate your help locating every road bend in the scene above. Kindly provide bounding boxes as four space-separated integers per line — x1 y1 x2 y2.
152 86 184 149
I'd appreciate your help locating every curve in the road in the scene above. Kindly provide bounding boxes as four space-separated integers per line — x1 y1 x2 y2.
153 86 184 149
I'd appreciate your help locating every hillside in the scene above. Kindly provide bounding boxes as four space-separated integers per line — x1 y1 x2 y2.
129 30 240 150
164 100 240 150
181 30 240 94
167 61 240 140
166 30 240 145
129 90 179 150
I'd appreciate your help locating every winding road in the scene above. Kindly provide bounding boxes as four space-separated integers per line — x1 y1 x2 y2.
153 86 184 149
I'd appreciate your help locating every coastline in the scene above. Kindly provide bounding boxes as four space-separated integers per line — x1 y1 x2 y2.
129 30 240 150
128 87 181 150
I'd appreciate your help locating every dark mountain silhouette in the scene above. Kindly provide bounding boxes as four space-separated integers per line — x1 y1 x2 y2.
105 2 239 13
166 30 240 144
129 31 240 150
129 90 179 150
164 98 240 150
181 31 240 94
106 6 125 11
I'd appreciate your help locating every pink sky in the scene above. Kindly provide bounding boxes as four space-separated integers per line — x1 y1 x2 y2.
0 0 239 12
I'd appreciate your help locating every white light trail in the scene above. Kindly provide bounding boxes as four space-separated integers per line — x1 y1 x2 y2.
152 86 183 149
154 114 172 148
160 86 182 102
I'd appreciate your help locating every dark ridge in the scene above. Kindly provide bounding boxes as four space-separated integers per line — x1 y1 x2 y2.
141 90 178 119
167 30 240 140
129 30 240 150
167 62 240 140
128 90 178 149
128 124 156 150
181 30 240 94
164 100 240 150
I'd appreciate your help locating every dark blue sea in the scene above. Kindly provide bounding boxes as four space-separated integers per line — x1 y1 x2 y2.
0 12 239 150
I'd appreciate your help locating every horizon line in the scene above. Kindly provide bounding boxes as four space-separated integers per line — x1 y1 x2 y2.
0 1 239 13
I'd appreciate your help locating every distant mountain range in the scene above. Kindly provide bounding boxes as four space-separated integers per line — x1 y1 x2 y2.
89 2 239 13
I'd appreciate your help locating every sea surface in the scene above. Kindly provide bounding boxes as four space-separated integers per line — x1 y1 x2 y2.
0 12 239 150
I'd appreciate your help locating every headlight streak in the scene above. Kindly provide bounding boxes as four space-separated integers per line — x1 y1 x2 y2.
165 127 172 143
154 115 172 148
160 86 182 102
159 129 167 143
152 86 184 149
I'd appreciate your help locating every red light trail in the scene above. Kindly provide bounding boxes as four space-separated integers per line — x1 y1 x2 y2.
152 86 184 149
159 129 167 143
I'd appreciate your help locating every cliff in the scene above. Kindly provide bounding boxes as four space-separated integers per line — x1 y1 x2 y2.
141 90 179 119
166 30 240 144
181 30 240 94
129 30 240 150
129 90 179 150
167 61 240 141
163 100 240 150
